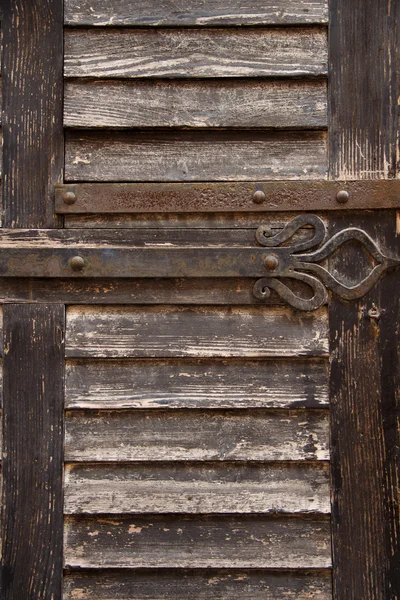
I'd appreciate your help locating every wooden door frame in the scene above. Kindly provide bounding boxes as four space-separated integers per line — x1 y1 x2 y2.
1 1 399 598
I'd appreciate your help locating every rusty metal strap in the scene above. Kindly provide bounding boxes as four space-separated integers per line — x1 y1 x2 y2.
0 215 398 311
55 181 400 214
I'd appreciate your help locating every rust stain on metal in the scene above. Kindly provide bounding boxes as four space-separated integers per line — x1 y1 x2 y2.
55 181 400 214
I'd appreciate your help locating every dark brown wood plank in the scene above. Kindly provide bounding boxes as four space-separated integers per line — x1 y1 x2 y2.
329 211 400 599
64 409 330 462
64 463 331 515
1 0 63 227
0 278 286 305
64 28 328 78
56 180 400 215
329 0 400 179
64 0 329 26
65 358 329 409
64 515 332 569
65 131 327 182
63 569 333 600
64 79 328 129
65 306 329 358
1 304 64 598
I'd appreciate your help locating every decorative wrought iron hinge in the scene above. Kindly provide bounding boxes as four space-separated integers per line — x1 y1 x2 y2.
253 214 400 311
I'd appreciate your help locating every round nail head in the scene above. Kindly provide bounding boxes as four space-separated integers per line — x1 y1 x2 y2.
253 190 266 204
63 191 77 205
264 255 279 272
336 190 350 203
69 256 85 271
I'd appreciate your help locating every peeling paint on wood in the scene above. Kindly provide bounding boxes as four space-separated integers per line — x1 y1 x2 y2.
64 515 332 569
65 358 329 409
65 305 330 358
64 409 330 462
64 462 331 515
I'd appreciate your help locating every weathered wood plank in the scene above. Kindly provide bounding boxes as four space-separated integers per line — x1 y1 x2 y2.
65 28 328 78
65 306 329 358
64 79 328 129
65 131 327 182
64 463 331 515
0 225 312 247
65 358 329 409
2 0 63 228
64 515 332 569
1 304 64 598
63 569 333 600
65 409 330 462
329 211 400 600
64 0 329 26
0 278 286 306
329 0 400 179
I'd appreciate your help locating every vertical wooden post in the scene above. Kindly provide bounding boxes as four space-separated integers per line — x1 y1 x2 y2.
329 1 400 597
1 0 65 597
1 305 65 599
1 0 64 228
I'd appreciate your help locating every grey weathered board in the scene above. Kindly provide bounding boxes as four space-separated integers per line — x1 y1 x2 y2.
64 28 328 78
65 131 327 182
65 306 329 358
63 570 333 600
65 358 329 409
64 0 329 26
64 79 327 130
64 515 332 569
65 409 329 462
64 463 330 515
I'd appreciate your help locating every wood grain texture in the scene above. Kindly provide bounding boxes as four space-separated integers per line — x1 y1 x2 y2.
63 570 333 600
64 463 331 515
65 409 330 462
64 515 332 569
0 278 288 306
65 131 328 182
329 211 400 600
65 305 329 358
64 0 329 26
65 358 329 409
1 0 63 227
329 0 400 179
64 79 328 129
1 304 64 599
64 27 328 78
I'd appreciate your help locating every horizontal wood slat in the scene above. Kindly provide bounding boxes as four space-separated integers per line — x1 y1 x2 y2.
64 0 329 26
0 278 287 306
64 515 332 569
63 570 333 600
64 79 327 130
0 225 311 247
65 409 330 462
64 28 328 79
65 306 329 358
65 358 329 409
64 463 330 515
65 131 327 182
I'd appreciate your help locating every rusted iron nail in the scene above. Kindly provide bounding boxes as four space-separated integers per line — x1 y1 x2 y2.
263 254 279 272
63 190 77 205
336 190 350 203
69 256 85 271
253 190 266 204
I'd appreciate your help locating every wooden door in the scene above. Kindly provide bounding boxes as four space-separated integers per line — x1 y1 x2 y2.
0 1 399 599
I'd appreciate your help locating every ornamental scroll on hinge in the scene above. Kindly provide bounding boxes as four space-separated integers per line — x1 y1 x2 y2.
253 214 400 311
